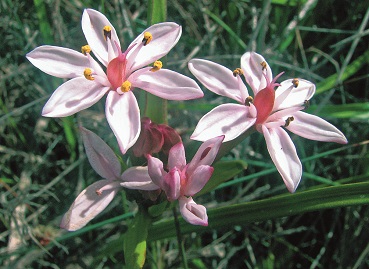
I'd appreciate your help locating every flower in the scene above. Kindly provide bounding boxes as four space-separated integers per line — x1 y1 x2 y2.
26 9 203 154
146 135 224 226
188 52 347 192
60 127 159 231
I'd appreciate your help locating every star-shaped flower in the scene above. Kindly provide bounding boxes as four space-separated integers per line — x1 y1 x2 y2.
26 9 203 154
188 52 347 192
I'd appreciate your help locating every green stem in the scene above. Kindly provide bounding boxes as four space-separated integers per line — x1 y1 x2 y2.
173 207 189 269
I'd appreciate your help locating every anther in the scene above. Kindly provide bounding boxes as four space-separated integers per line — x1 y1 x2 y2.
84 68 94 80
292 78 299 88
150 60 163 72
103 25 112 41
245 96 254 106
260 61 267 71
96 189 102 196
304 100 310 109
142 32 153 46
120 81 132 93
233 68 244 77
81 45 91 55
284 116 294 127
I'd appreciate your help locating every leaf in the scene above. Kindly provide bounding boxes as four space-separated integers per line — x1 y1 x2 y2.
308 103 369 120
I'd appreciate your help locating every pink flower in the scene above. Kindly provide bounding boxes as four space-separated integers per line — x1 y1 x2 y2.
146 136 224 226
188 52 347 192
26 9 203 154
60 127 159 231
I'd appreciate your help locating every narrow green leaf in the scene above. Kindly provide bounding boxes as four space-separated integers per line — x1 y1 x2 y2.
148 182 369 241
308 103 369 120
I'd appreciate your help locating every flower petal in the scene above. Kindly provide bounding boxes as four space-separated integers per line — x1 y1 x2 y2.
241 52 273 95
178 196 208 226
163 168 181 201
130 67 203 100
191 103 256 142
274 79 315 111
80 127 121 180
188 59 249 103
184 165 214 196
286 111 348 144
60 180 120 231
168 142 186 171
127 22 182 71
120 166 160 191
262 125 302 193
42 77 109 117
105 91 141 154
146 155 166 188
26 45 90 78
82 9 120 66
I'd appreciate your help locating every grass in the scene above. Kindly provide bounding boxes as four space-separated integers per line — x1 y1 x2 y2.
1 0 369 268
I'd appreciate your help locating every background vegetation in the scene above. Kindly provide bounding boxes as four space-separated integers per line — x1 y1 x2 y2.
1 0 369 268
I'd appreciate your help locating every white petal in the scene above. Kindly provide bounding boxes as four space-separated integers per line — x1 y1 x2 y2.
178 197 208 226
286 111 348 144
168 142 187 171
26 45 90 78
105 91 141 154
80 127 121 180
147 155 166 189
262 125 302 193
188 59 249 103
191 104 256 142
130 68 203 100
126 22 182 72
241 52 273 95
274 79 315 111
42 77 109 117
60 180 119 231
184 165 214 196
120 166 160 191
82 9 120 66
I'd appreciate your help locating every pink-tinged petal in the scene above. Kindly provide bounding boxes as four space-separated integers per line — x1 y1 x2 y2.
26 45 90 78
60 180 120 231
178 197 208 226
163 168 181 201
130 68 203 100
274 79 315 111
42 77 109 117
120 166 160 191
188 59 249 103
127 22 181 71
285 111 348 144
82 9 120 66
80 127 121 180
184 165 213 196
168 142 186 171
105 91 141 154
191 103 256 142
187 136 224 176
262 125 302 193
146 155 166 188
241 52 273 95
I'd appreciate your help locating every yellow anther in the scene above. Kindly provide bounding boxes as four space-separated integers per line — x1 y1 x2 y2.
284 116 294 127
81 45 91 55
150 60 163 72
121 81 132 93
260 61 267 71
103 25 112 41
233 68 244 77
245 96 254 106
292 78 299 88
84 68 94 80
142 32 153 46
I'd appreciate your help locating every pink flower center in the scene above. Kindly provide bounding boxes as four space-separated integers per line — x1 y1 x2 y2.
253 72 283 125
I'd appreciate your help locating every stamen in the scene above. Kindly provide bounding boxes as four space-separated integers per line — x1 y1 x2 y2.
142 32 153 46
96 189 102 196
304 100 310 109
233 68 244 77
284 116 294 127
292 78 299 88
120 81 132 93
103 25 112 41
245 96 254 106
260 61 267 71
150 60 163 72
83 68 94 80
81 45 91 55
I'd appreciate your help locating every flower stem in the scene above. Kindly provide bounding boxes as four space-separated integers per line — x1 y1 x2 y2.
173 206 189 269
